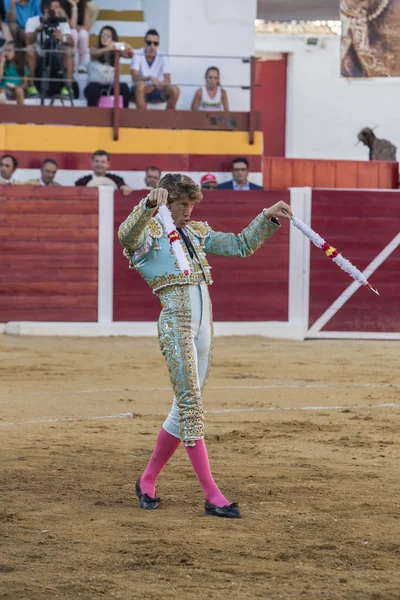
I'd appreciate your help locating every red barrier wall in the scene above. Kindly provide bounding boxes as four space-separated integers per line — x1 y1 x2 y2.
310 190 400 332
114 191 290 322
264 157 399 190
0 187 99 322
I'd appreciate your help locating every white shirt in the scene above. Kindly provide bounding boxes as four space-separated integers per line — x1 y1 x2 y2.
198 86 223 111
233 180 250 191
130 47 170 84
0 175 15 184
25 16 71 56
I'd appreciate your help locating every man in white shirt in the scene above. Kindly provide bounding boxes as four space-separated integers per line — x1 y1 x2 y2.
130 29 179 110
25 0 73 98
0 154 20 185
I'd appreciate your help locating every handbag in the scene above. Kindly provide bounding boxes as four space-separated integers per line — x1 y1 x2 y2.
88 60 115 86
97 87 123 108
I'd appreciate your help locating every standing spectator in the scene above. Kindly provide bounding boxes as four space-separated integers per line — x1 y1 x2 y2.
84 25 132 108
24 158 60 185
1 2 13 42
0 40 28 104
191 66 229 112
200 173 218 190
63 0 89 73
131 28 179 110
86 0 97 28
143 165 160 189
357 127 397 161
217 157 263 191
0 153 20 184
75 149 132 196
5 0 41 43
25 0 74 99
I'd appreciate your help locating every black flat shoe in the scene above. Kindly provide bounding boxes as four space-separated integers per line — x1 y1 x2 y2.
135 478 160 509
205 501 241 518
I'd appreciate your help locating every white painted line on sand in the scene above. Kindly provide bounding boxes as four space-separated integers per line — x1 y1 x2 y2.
1 402 399 428
3 382 400 398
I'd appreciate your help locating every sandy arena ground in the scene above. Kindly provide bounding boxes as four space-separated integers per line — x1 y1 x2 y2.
1 335 400 600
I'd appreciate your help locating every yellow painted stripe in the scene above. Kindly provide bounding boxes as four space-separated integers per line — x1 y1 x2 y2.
1 125 262 156
89 35 143 49
98 9 144 21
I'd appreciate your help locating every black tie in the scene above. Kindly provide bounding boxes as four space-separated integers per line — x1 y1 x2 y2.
177 228 194 259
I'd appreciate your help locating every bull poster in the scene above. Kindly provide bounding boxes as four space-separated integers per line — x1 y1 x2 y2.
341 0 400 77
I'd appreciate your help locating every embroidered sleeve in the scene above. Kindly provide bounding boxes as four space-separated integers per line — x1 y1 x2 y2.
203 213 280 257
118 198 158 253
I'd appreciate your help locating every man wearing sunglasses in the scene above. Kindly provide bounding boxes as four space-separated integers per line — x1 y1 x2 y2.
130 28 179 110
217 157 263 191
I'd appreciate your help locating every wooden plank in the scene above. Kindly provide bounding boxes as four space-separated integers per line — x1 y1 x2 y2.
0 228 98 242
262 158 272 190
292 159 315 187
334 161 358 188
0 241 97 254
98 9 144 21
0 214 98 228
0 282 97 294
0 307 97 322
356 162 379 189
0 199 98 214
0 104 257 132
270 158 293 190
0 255 97 268
0 295 97 309
378 162 399 188
1 269 97 283
314 160 336 187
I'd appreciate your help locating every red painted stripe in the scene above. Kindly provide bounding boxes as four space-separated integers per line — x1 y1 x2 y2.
7 151 262 173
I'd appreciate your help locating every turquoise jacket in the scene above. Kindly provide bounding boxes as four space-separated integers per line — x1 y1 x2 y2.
118 198 280 294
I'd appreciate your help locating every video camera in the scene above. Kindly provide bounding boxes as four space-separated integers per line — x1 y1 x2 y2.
39 9 67 31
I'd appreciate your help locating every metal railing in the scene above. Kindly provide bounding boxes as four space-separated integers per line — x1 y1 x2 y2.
1 47 259 143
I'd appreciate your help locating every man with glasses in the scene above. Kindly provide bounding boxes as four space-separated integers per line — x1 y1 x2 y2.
217 157 263 191
130 28 179 110
0 154 20 185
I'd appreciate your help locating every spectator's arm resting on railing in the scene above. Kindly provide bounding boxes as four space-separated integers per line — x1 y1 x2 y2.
191 88 202 110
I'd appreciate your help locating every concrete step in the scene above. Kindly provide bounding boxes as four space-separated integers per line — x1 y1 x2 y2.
89 34 143 49
95 0 142 9
98 9 144 21
90 20 147 37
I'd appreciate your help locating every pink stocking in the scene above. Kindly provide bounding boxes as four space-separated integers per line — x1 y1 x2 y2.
185 439 230 507
140 427 181 497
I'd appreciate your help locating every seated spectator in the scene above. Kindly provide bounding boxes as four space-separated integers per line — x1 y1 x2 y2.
75 149 132 196
143 165 161 189
0 153 20 184
131 28 179 110
5 0 41 44
63 0 89 73
200 173 218 190
0 40 28 104
24 158 60 185
217 157 262 191
84 25 132 108
25 0 74 99
191 66 229 112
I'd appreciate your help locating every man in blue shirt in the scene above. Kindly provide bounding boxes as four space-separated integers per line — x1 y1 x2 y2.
217 156 263 191
5 0 41 41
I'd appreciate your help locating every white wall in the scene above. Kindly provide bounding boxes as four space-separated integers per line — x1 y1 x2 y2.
256 33 400 160
143 0 256 111
13 169 262 189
